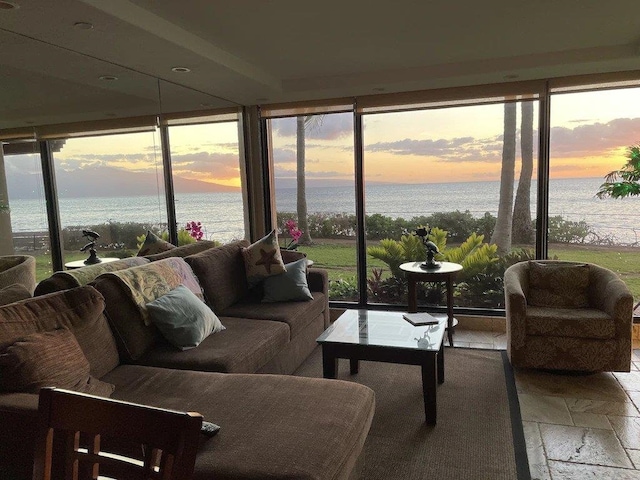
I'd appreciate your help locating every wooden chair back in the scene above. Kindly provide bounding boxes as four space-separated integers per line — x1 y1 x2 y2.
32 387 202 480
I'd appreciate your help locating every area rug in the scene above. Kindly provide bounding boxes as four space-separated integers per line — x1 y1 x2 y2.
294 347 530 480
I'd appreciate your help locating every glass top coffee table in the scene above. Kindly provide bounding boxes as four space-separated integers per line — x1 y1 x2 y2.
317 309 446 425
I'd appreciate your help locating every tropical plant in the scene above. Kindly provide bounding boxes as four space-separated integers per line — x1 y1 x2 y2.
367 227 499 283
185 221 204 241
596 144 640 199
328 276 358 301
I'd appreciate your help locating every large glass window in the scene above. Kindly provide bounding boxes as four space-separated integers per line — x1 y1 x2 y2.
168 121 245 244
269 113 358 302
51 131 166 265
363 100 539 310
1 143 54 281
549 87 640 305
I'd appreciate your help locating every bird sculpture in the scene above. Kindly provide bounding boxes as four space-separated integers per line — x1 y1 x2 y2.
80 229 102 265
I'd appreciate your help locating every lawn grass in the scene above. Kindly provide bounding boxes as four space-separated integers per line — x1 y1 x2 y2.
30 240 640 302
300 241 640 300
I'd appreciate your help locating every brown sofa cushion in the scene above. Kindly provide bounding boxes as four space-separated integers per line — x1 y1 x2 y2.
34 257 150 296
528 261 590 308
144 240 219 261
0 286 120 379
185 240 250 313
0 328 114 396
103 365 375 480
98 257 204 326
137 317 289 373
92 276 162 362
220 292 326 339
0 284 32 306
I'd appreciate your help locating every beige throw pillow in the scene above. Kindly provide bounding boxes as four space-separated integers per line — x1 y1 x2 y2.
241 230 286 287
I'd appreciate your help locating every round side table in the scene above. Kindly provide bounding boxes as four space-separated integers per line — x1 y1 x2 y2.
400 261 463 346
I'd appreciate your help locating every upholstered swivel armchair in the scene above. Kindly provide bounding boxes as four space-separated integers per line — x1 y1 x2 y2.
0 255 36 294
505 260 633 372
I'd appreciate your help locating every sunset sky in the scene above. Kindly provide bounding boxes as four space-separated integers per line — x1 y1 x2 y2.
6 87 640 194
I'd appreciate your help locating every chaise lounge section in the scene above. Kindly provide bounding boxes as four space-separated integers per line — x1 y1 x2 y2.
0 285 374 479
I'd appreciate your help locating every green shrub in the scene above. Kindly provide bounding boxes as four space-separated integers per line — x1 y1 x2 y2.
328 275 359 301
547 216 592 243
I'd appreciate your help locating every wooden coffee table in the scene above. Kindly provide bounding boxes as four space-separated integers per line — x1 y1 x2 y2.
317 309 446 425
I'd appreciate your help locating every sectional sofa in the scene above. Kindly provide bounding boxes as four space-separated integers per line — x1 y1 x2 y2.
0 240 375 479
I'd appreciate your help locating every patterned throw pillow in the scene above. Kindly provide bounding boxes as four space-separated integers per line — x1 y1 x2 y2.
528 261 590 308
0 328 115 396
241 230 286 287
136 230 176 257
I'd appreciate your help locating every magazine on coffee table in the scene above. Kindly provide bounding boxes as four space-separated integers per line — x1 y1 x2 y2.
402 312 440 326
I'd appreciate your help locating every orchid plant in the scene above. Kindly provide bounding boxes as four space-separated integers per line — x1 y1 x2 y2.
282 219 303 250
185 221 204 241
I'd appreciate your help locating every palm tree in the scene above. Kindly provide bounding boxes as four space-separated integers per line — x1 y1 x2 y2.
512 101 534 244
596 143 640 313
490 102 517 254
296 116 312 245
596 144 640 199
295 115 324 245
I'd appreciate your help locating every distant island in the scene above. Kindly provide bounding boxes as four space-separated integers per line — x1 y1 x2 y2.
7 166 239 199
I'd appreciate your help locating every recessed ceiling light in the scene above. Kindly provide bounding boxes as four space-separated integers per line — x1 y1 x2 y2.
24 120 35 125
256 98 268 102
104 113 117 117
200 103 214 107
73 21 93 30
372 87 386 92
0 2 19 10
171 66 191 73
99 75 118 81
503 74 519 80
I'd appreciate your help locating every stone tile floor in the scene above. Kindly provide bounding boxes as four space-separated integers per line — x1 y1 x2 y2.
457 327 640 479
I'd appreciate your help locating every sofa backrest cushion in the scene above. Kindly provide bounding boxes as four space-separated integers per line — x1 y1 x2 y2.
185 240 250 313
0 286 119 379
92 257 203 361
144 240 219 261
34 257 150 296
0 283 32 306
528 261 590 308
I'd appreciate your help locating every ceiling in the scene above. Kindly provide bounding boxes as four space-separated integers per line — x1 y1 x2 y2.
1 0 640 130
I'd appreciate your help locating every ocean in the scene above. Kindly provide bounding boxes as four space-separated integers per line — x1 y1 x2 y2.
7 177 640 245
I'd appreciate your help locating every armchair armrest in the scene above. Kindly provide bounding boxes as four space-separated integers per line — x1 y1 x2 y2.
589 265 633 339
504 263 528 353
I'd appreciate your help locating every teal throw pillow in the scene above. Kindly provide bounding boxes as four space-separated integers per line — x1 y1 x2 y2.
146 285 225 350
262 258 313 303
